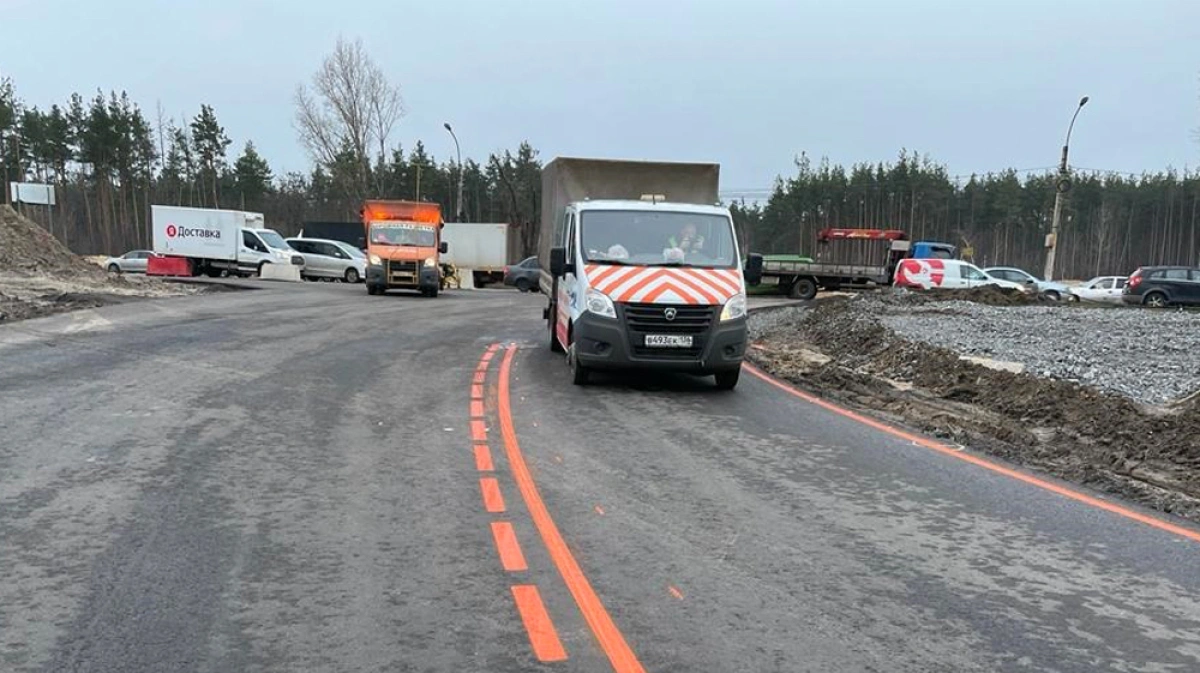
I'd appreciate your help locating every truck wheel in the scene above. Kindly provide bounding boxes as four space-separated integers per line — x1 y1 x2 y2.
428 286 439 298
366 284 379 296
568 342 590 385
714 369 741 390
790 278 818 300
344 268 360 284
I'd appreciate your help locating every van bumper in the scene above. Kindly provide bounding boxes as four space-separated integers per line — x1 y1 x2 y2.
572 311 747 374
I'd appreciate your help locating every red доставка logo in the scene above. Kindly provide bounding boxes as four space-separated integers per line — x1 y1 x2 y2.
166 224 178 237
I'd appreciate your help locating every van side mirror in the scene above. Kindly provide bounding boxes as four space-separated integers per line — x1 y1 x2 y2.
550 247 569 277
439 241 449 254
744 253 764 286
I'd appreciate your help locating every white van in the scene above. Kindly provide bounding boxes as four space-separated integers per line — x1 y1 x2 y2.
894 259 1028 292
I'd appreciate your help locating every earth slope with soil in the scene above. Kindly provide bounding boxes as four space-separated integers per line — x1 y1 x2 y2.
749 292 1200 523
0 205 202 323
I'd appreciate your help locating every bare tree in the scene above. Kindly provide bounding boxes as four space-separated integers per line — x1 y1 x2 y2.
294 37 405 202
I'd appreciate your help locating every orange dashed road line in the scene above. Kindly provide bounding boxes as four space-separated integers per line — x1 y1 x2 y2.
470 399 485 418
743 363 1200 545
511 585 568 662
473 371 487 384
471 384 484 400
480 477 506 513
668 585 684 600
470 419 488 442
491 522 529 572
475 445 495 472
498 346 646 673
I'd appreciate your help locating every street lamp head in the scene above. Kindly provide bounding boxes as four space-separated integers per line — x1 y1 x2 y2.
443 122 453 132
1078 96 1089 107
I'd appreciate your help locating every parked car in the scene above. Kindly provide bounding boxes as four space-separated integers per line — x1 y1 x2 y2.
895 259 1028 292
983 266 1070 300
104 250 158 274
1123 266 1200 308
1068 276 1127 304
503 256 541 292
285 237 367 283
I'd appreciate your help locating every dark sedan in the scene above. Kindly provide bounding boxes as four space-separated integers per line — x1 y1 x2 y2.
503 256 541 292
1123 266 1200 307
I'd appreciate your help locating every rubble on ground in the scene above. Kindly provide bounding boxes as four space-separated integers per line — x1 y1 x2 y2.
748 293 1200 523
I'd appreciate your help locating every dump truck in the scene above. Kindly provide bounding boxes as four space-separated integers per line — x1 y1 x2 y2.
757 228 956 299
539 157 763 389
150 205 304 278
362 200 447 296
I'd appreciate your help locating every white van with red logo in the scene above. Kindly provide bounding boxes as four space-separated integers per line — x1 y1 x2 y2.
894 258 1027 292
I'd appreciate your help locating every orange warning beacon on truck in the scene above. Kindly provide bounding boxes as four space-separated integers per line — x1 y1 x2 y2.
361 200 448 297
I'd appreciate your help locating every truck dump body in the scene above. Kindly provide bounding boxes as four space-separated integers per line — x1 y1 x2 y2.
538 157 720 268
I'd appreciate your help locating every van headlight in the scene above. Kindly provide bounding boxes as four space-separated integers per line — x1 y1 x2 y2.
369 254 382 265
720 293 747 321
423 257 436 268
585 288 616 319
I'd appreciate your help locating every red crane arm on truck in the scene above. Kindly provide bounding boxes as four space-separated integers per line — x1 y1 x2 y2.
818 228 908 241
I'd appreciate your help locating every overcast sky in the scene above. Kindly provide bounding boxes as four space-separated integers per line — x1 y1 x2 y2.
3 0 1198 194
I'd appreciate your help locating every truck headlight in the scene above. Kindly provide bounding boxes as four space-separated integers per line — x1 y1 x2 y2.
423 257 436 268
585 288 616 319
720 293 747 322
369 254 382 265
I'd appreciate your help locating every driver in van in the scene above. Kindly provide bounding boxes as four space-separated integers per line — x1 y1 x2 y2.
668 224 705 253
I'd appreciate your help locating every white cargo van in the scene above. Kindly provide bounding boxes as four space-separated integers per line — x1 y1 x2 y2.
539 157 763 390
151 205 304 277
894 259 1028 291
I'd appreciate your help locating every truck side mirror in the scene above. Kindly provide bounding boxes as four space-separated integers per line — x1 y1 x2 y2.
550 247 569 277
743 253 764 286
439 241 449 254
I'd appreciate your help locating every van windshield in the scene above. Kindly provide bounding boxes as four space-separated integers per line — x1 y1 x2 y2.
580 211 736 268
369 223 437 247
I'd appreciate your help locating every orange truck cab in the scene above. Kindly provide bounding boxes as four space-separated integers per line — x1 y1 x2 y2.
362 200 448 297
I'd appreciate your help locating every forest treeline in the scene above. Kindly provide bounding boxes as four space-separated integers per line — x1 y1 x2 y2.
2 76 1197 279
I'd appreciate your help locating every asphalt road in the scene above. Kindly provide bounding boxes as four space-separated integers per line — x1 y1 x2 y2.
1 281 1198 673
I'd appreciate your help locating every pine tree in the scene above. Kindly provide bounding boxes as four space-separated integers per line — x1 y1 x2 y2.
190 104 231 207
232 141 273 211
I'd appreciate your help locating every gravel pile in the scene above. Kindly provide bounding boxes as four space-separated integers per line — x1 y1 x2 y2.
878 300 1200 405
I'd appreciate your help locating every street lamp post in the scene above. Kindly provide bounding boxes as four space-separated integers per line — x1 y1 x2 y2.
443 123 464 222
1043 96 1089 281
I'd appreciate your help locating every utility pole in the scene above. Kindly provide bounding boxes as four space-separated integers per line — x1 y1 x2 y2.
444 122 464 222
1043 96 1089 281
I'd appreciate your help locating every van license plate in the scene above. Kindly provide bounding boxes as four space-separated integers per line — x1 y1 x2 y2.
645 335 693 348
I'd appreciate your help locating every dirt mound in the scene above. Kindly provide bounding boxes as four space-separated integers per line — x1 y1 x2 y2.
0 205 106 279
924 284 1036 306
751 298 1200 522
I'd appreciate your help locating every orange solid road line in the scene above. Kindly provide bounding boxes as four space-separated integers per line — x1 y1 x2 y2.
491 521 529 572
475 444 495 472
511 585 568 662
498 346 647 673
743 363 1200 545
480 477 506 513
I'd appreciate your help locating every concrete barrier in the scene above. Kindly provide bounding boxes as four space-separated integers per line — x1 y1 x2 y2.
259 264 302 282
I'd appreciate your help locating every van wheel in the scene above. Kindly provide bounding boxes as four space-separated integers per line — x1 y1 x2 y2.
344 268 360 284
790 278 818 300
568 342 590 385
714 369 741 390
1143 292 1168 308
549 304 565 353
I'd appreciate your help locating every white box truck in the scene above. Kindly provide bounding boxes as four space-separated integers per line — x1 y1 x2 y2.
441 222 510 287
151 205 304 278
538 157 763 389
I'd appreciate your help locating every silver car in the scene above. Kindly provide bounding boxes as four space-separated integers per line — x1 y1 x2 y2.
104 250 157 274
983 266 1071 301
286 237 367 283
